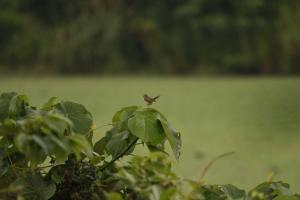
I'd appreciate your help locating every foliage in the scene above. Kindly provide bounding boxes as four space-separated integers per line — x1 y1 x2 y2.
116 152 183 200
188 181 300 200
0 92 299 200
1 0 300 74
0 92 181 199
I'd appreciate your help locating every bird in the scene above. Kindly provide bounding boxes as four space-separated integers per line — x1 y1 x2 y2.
143 94 160 105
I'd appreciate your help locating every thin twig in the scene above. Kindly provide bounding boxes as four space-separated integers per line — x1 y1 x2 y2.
199 151 235 181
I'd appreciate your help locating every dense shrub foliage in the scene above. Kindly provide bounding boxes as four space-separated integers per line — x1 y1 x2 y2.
0 92 299 200
0 0 300 74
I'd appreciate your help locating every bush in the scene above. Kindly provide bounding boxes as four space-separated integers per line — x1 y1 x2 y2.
0 92 299 200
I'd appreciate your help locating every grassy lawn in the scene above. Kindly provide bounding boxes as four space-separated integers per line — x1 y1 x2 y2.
1 76 299 191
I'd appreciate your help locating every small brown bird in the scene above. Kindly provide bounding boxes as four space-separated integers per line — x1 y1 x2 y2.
143 94 160 105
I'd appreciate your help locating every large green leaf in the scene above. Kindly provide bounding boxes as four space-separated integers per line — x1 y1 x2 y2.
112 106 139 124
106 130 137 159
11 174 56 200
94 125 138 160
159 119 181 160
128 109 165 144
55 101 93 134
106 130 130 159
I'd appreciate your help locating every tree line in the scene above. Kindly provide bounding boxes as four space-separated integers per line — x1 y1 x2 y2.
0 0 299 75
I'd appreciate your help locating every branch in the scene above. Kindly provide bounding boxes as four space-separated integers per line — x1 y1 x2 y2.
100 138 139 171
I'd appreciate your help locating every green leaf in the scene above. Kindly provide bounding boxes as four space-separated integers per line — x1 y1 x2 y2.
47 135 69 163
42 97 58 111
95 126 138 160
106 141 124 159
14 134 47 166
106 130 136 159
274 196 300 200
14 133 30 152
128 109 165 144
68 134 93 158
11 174 56 200
160 187 178 200
55 101 93 134
94 137 108 155
48 165 65 184
150 185 161 200
42 114 72 135
159 119 181 160
249 182 294 200
112 106 139 124
146 143 167 155
48 135 69 152
0 92 18 120
8 94 29 118
193 185 226 200
31 135 49 155
271 182 294 196
220 184 246 200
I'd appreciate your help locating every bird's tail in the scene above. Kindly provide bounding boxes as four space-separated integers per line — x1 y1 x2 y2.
153 95 160 100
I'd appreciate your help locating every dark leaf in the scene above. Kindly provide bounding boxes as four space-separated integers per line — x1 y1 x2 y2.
11 174 56 200
159 119 181 160
55 101 93 134
0 92 18 120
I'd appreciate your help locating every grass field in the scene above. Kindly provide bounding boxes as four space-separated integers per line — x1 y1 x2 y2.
1 76 300 191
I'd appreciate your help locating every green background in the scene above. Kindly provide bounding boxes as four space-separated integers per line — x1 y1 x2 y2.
1 77 299 191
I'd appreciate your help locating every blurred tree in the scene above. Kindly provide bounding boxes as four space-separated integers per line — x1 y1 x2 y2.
0 0 299 74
